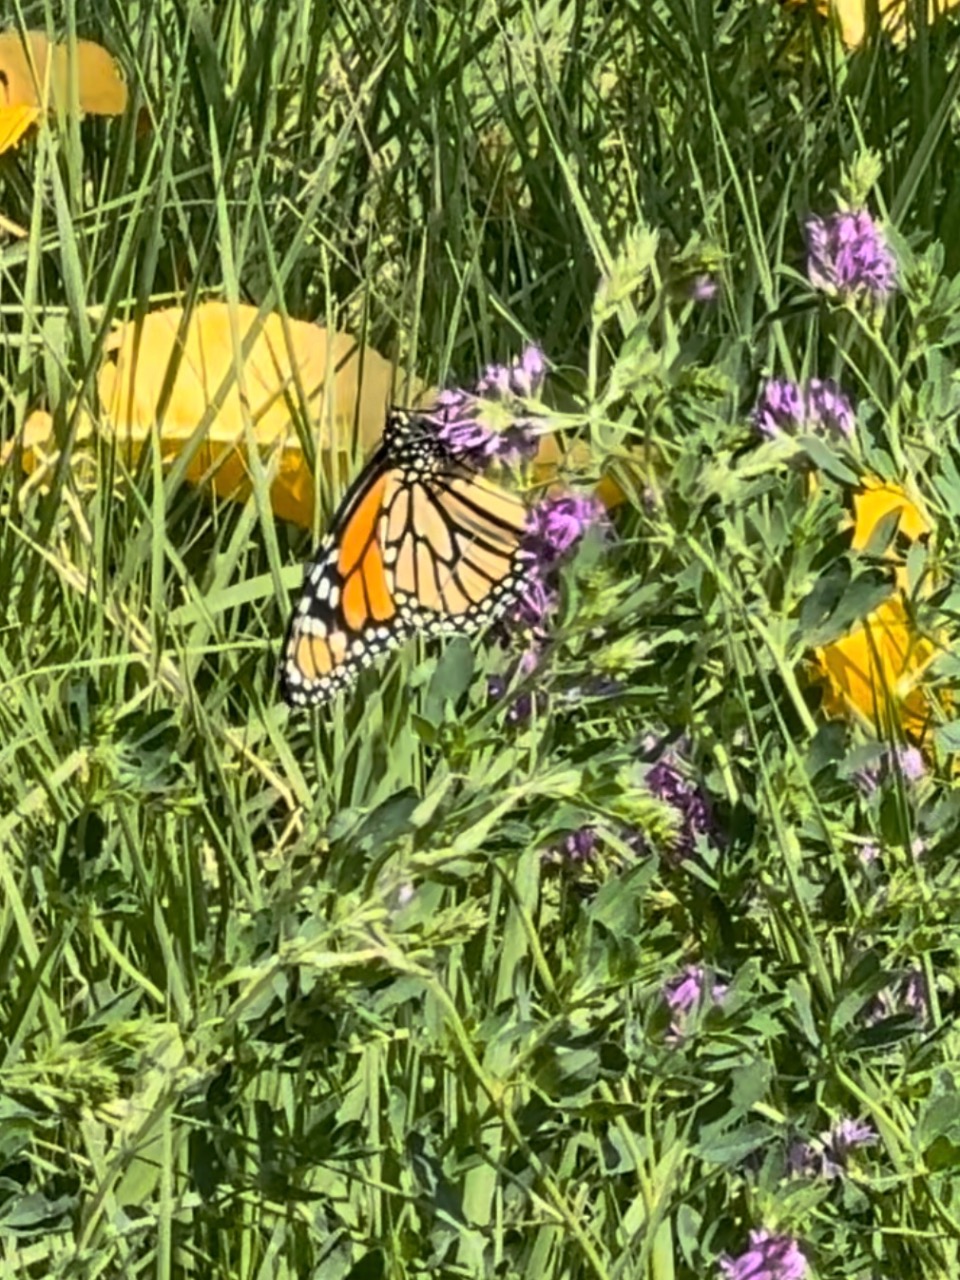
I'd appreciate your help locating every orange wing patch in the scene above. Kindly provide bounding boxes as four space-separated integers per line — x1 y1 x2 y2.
339 473 387 575
362 545 396 622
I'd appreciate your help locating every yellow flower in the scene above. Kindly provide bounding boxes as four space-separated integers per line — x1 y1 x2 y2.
788 0 960 49
849 475 931 547
813 477 943 739
814 596 940 738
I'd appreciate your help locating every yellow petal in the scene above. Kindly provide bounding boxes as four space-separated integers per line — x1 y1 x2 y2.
813 596 942 739
0 30 127 115
850 476 931 549
789 0 960 48
96 302 411 528
0 103 40 153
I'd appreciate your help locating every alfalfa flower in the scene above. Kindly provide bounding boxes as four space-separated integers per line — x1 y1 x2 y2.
637 750 717 859
487 494 604 716
542 826 600 866
753 378 805 438
752 377 855 439
663 965 727 1040
807 378 856 438
807 208 897 302
719 1230 807 1280
865 966 929 1027
431 344 546 467
820 1117 878 1177
689 273 719 302
505 491 605 630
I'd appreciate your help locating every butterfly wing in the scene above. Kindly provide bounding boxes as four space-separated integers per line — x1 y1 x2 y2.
280 446 528 707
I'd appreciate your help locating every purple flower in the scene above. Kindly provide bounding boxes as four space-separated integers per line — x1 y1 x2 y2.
719 1230 807 1280
496 492 604 632
786 1139 818 1178
690 273 719 302
820 1117 877 1177
663 965 727 1040
896 746 925 782
856 746 925 796
753 378 806 438
859 840 880 864
752 378 856 440
524 493 605 565
807 378 855 438
508 345 547 398
807 209 897 302
429 345 546 468
564 826 599 862
664 965 727 1015
541 824 601 870
642 753 716 859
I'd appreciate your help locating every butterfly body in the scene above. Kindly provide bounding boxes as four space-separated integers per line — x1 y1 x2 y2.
280 409 528 706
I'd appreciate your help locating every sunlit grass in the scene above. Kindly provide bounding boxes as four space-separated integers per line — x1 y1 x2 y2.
3 2 960 1277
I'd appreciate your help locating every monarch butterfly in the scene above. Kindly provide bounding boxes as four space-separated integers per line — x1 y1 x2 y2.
280 408 529 706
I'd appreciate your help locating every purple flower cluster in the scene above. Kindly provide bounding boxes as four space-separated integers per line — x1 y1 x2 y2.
807 209 897 302
664 965 728 1016
663 964 727 1041
753 377 855 439
642 752 716 859
719 1230 807 1280
821 1116 878 1177
788 1116 877 1179
488 493 604 719
541 825 600 868
511 492 605 631
431 345 546 468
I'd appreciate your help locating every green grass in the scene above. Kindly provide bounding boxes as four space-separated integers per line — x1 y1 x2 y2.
4 0 960 1276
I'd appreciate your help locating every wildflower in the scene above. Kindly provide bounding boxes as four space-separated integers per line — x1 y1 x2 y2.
642 752 716 858
690 273 719 302
752 377 855 439
431 344 546 467
896 746 925 782
859 841 880 864
806 209 897 302
663 965 727 1040
807 378 856 438
820 1117 877 1177
563 826 599 862
497 492 605 631
855 746 925 795
719 1229 807 1280
786 1139 818 1178
664 965 728 1016
541 825 601 870
753 378 806 438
